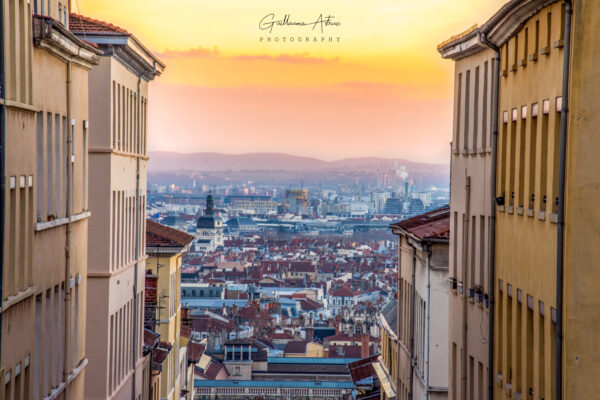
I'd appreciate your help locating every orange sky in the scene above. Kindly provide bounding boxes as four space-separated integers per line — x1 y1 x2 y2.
76 0 506 163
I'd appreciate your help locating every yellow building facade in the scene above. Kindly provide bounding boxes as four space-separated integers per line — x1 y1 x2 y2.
146 220 193 400
441 0 600 398
1 1 100 399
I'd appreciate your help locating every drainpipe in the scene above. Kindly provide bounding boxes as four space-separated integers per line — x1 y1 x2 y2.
480 31 500 400
408 241 417 400
556 2 572 399
460 176 471 399
424 244 432 400
133 61 156 400
63 60 73 399
0 0 5 371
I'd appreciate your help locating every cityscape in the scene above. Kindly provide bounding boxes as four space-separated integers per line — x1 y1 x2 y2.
1 1 599 400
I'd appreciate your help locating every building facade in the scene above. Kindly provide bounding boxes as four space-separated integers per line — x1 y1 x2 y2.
146 220 194 400
69 13 164 400
1 2 100 399
390 207 450 400
438 25 495 400
440 0 600 398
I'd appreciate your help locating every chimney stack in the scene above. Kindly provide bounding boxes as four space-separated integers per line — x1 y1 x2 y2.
361 334 369 359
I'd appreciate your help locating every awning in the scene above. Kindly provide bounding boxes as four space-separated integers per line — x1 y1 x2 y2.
372 360 396 400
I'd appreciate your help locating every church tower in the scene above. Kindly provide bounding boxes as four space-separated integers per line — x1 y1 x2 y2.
195 192 224 251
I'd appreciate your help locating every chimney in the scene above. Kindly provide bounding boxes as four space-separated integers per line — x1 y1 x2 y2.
335 314 341 334
361 334 369 359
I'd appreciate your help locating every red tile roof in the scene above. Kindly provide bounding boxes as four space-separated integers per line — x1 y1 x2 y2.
348 354 379 384
284 340 308 354
390 206 450 240
332 285 354 298
187 341 206 364
146 220 194 248
69 13 129 35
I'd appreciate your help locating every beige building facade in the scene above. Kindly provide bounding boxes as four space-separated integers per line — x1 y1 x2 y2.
440 0 600 399
145 220 193 400
390 208 450 400
69 13 164 400
438 27 496 400
1 1 100 399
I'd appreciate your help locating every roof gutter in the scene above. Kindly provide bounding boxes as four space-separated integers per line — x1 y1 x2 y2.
479 31 500 400
556 2 572 399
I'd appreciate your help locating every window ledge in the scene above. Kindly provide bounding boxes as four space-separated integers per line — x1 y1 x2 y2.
506 205 514 214
516 206 524 215
549 213 558 223
540 46 550 55
36 211 91 232
528 53 538 62
497 205 505 212
553 39 564 49
536 210 546 221
526 208 534 217
1 286 37 312
43 358 88 400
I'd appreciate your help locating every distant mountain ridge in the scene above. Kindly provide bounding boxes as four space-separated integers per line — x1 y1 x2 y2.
148 151 448 173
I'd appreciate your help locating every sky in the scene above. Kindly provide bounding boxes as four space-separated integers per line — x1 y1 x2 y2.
76 0 506 163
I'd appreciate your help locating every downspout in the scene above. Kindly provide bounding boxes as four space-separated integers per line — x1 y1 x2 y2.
556 2 572 399
0 0 5 371
480 31 500 400
408 241 417 400
424 244 432 400
63 60 73 399
133 61 156 400
461 176 471 399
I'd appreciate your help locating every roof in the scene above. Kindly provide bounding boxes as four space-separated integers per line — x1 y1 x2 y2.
194 380 355 389
348 354 379 385
187 341 206 364
267 357 358 365
143 329 160 350
332 285 354 298
379 299 398 337
146 219 194 248
390 206 450 241
437 24 479 50
69 13 129 35
438 0 560 59
283 340 308 354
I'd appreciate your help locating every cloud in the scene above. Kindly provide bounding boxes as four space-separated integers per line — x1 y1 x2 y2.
158 46 221 58
158 46 338 64
232 53 338 64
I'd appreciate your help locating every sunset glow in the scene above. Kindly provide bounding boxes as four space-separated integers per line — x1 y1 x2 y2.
75 0 506 162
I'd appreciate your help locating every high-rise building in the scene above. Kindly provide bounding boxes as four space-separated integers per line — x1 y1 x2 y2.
441 1 600 398
69 13 164 399
1 2 100 398
438 24 496 400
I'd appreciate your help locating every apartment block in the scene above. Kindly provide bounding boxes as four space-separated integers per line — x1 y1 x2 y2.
390 207 450 400
69 13 164 400
440 0 600 398
145 220 193 400
1 1 100 399
438 25 496 400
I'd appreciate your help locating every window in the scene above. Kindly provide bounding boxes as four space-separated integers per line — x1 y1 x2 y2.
82 121 87 210
463 70 470 151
